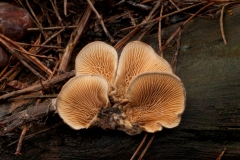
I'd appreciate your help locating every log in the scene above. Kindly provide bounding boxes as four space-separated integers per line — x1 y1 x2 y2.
1 6 240 160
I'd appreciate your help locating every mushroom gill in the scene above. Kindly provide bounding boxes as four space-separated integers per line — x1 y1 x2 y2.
56 75 109 130
75 41 118 86
113 41 173 100
124 72 186 133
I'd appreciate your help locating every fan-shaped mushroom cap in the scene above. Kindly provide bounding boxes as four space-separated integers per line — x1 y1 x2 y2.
57 75 109 130
75 41 118 86
114 41 173 99
124 72 185 133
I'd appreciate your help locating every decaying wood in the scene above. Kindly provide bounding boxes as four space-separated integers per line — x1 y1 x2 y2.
0 99 56 135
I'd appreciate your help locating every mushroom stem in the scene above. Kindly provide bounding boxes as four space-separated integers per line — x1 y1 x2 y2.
93 105 142 135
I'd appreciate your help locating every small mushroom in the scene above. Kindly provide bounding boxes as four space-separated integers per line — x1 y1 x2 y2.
114 41 173 99
75 41 118 86
124 72 186 133
57 75 110 130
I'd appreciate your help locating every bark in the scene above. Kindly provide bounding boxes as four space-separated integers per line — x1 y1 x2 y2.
1 6 240 160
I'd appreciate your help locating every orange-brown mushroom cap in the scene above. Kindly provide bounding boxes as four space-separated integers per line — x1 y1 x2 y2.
124 72 186 133
75 41 118 86
114 41 173 99
56 75 109 130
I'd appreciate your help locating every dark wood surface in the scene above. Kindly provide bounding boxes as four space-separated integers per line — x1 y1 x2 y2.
1 5 240 160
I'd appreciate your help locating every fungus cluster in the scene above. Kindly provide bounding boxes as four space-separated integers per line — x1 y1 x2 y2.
57 41 186 135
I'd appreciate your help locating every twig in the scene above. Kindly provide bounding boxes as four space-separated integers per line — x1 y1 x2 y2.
39 78 46 91
105 11 133 23
171 29 183 73
6 94 57 101
64 0 68 16
130 133 148 160
138 134 155 160
49 60 60 79
50 0 63 26
28 26 77 31
29 34 42 54
25 0 47 39
158 4 164 57
15 124 29 155
126 1 152 11
18 43 64 49
209 0 234 2
12 48 58 60
41 25 67 46
169 0 180 10
129 13 136 26
0 64 9 79
0 70 75 100
0 64 23 90
216 147 226 160
141 0 156 3
86 0 115 43
220 3 232 45
0 63 21 83
58 5 92 72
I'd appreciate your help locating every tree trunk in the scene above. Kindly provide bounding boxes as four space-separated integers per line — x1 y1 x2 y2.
1 6 240 160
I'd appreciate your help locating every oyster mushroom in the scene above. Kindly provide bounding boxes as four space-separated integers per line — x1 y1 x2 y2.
75 41 118 87
56 75 110 130
123 72 186 134
56 41 186 135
